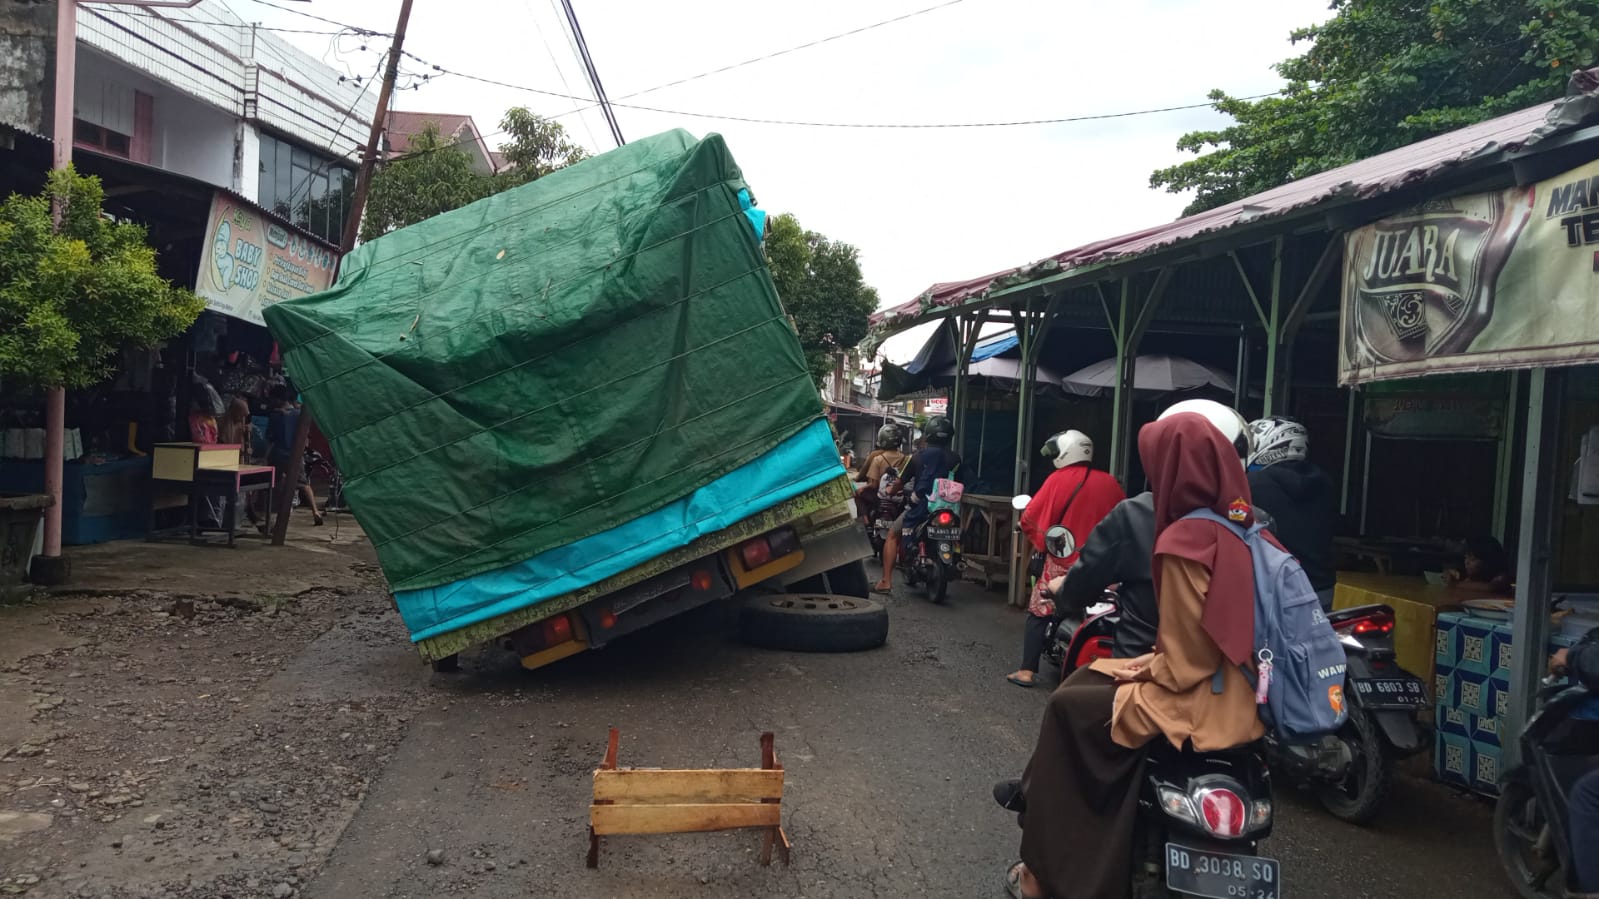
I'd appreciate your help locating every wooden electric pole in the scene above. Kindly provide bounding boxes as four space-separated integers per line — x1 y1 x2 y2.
271 0 414 545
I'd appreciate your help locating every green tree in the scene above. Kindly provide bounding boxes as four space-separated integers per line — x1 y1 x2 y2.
493 107 588 188
0 167 205 389
1151 0 1599 214
361 122 487 242
764 212 880 385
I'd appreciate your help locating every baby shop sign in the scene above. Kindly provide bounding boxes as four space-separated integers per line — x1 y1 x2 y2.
196 193 337 326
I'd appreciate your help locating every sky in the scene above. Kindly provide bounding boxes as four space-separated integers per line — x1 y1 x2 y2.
239 0 1331 361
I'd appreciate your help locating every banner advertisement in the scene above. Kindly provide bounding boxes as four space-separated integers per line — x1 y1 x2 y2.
195 193 337 326
1340 158 1599 384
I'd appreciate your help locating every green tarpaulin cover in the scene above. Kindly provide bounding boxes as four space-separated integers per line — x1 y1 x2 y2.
263 130 822 594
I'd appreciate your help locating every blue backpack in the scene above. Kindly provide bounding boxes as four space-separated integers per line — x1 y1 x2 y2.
1184 508 1349 742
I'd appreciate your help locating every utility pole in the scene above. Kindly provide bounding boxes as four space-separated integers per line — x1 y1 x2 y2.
270 0 415 545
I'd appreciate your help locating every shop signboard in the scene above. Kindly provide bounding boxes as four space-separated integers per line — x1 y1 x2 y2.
195 192 338 326
1364 392 1504 440
1340 157 1599 384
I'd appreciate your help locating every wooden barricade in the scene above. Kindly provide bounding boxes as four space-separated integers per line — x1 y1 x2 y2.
587 728 791 869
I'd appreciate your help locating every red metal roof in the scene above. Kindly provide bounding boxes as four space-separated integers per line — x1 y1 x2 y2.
384 111 477 155
873 83 1588 332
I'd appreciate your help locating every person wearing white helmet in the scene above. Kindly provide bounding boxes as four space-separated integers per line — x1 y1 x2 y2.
1008 429 1125 687
1245 415 1337 610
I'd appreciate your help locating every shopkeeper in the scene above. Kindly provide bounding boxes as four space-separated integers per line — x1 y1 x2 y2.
1445 536 1513 594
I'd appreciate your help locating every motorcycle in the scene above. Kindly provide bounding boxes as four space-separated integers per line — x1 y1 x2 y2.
1033 523 1425 825
1285 603 1427 824
858 480 907 560
1003 524 1280 899
894 503 961 603
1494 677 1599 899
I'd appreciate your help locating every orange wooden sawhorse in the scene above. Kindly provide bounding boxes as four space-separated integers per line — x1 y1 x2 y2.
586 728 791 868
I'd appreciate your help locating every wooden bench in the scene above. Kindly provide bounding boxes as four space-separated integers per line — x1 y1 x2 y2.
587 728 790 869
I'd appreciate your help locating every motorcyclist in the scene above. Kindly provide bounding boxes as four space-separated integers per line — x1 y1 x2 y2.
1008 430 1124 687
1046 399 1269 660
874 416 962 594
1245 416 1337 610
1551 628 1599 895
855 425 910 535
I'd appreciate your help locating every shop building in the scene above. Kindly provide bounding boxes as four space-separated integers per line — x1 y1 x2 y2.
0 0 373 551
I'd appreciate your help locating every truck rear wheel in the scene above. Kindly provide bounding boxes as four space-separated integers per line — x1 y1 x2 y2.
738 594 888 653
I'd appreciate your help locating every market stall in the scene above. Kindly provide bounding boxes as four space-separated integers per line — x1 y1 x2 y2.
1338 153 1599 779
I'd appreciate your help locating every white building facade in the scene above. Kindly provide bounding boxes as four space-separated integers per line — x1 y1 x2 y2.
69 1 376 245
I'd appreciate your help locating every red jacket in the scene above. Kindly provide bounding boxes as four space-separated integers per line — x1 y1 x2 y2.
1020 463 1126 565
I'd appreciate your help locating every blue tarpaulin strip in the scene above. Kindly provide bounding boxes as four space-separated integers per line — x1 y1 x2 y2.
395 419 845 642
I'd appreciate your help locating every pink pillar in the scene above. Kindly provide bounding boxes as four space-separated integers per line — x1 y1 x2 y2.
41 0 77 564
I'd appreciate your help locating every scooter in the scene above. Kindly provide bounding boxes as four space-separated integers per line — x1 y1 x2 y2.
999 523 1279 899
1284 603 1428 825
1049 585 1425 825
896 504 962 604
1495 677 1599 899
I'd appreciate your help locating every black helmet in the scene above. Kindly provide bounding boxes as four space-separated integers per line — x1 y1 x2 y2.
924 415 954 446
876 424 904 450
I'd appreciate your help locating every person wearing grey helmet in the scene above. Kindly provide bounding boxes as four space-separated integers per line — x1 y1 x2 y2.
1246 416 1336 611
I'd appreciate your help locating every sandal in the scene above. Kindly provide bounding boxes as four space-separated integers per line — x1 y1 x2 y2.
1006 672 1036 688
1005 861 1046 899
870 583 894 596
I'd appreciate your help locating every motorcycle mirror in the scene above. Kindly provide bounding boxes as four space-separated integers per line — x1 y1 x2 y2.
1045 525 1076 559
1011 494 1032 512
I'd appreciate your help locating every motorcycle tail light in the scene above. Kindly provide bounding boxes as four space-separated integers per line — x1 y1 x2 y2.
1196 787 1247 839
1351 612 1395 636
935 510 956 526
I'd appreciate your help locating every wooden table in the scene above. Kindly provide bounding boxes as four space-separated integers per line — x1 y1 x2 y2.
960 494 1016 590
1332 572 1485 689
148 443 275 546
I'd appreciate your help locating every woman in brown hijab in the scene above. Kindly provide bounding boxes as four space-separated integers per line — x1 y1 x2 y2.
1005 412 1267 899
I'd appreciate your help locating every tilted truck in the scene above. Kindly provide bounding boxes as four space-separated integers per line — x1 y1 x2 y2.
263 130 881 671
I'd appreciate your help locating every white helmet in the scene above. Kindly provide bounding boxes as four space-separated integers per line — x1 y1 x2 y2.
1157 399 1253 466
1041 430 1094 469
1247 417 1308 469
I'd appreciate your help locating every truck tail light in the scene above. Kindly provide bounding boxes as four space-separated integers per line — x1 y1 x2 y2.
739 528 800 570
542 614 572 646
690 569 714 591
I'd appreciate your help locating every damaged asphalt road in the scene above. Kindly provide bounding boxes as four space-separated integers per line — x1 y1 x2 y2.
3 570 1517 898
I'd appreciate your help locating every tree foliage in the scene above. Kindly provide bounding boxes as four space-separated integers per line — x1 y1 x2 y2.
363 110 587 241
764 213 880 385
361 122 487 242
494 106 588 189
1151 0 1599 214
0 167 205 389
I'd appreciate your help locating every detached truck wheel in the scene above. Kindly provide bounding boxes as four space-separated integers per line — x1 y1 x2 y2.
739 594 888 653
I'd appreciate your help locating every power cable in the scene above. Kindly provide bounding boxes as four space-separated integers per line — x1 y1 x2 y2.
396 59 1279 132
80 3 383 36
243 0 387 35
601 0 966 107
532 0 602 153
556 0 624 146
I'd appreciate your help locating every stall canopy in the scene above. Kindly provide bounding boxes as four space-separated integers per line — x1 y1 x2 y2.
878 327 1058 399
1062 354 1234 397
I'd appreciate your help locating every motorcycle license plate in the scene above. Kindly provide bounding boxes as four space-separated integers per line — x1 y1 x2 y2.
926 526 961 540
1165 843 1280 899
1351 675 1428 708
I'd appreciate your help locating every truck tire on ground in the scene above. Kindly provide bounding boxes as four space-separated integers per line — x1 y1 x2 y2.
787 560 871 599
738 594 888 653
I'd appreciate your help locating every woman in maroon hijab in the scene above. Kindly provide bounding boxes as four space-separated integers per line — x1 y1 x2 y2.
1004 412 1267 899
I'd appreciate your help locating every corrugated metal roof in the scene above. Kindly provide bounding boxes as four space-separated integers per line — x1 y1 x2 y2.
874 76 1598 333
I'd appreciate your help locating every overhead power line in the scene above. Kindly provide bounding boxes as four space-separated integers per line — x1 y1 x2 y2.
399 58 1278 131
604 0 966 107
556 0 624 147
80 2 387 36
244 0 388 35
